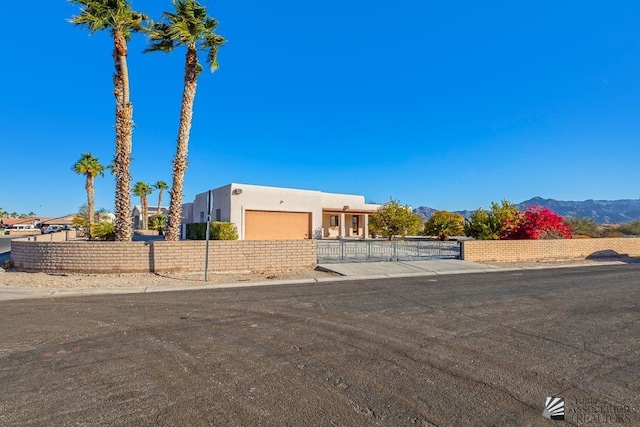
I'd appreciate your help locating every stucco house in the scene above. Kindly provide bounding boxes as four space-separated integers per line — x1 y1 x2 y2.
181 183 380 240
132 206 168 229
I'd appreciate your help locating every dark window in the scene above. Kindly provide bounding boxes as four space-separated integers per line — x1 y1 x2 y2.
352 216 359 233
215 208 221 221
330 215 339 227
199 211 205 222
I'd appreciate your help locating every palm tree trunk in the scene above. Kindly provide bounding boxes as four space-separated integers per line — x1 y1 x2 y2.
157 190 163 217
142 196 148 230
166 47 199 241
113 29 133 241
86 175 95 227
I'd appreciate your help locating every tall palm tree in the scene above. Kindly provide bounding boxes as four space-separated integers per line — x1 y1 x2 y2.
69 0 147 241
72 153 105 227
145 0 225 241
133 181 153 229
153 180 169 215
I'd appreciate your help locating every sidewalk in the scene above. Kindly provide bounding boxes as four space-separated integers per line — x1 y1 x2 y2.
0 259 627 302
317 259 508 277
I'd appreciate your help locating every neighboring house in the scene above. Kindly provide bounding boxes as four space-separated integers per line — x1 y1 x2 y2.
1 217 39 228
38 215 76 227
181 183 380 240
132 206 169 230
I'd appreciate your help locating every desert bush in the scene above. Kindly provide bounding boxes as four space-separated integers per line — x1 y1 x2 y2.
618 221 640 236
186 222 238 240
90 222 115 241
424 211 464 240
501 205 571 240
369 198 423 239
565 217 600 238
464 200 520 240
149 214 167 233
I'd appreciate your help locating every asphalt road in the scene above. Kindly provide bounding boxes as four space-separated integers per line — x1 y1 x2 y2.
0 235 13 254
0 265 638 426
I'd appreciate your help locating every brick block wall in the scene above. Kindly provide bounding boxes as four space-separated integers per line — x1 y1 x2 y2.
4 229 39 236
10 239 317 274
461 238 640 263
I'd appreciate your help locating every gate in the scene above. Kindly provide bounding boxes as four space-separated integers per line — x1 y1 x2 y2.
317 240 461 262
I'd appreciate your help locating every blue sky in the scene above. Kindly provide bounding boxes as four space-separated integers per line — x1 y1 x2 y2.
2 1 640 217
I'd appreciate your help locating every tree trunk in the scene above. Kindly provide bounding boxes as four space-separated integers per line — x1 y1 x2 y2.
86 175 95 228
157 190 163 217
142 196 148 230
165 47 199 241
113 29 133 241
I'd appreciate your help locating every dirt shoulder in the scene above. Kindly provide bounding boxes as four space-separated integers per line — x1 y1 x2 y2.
486 257 638 269
0 268 338 289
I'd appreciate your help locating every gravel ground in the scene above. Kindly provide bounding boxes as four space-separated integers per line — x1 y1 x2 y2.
0 268 338 288
0 257 627 289
3 234 637 288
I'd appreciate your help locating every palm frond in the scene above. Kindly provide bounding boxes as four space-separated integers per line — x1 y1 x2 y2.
144 0 225 71
68 0 148 39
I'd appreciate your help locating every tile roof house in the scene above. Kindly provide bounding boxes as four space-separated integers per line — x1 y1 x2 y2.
1 217 41 228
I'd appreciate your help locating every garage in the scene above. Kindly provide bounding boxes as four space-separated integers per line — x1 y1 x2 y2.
244 210 312 240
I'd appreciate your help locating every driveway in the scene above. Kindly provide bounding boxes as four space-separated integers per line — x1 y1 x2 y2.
0 235 13 254
0 235 19 264
0 265 638 426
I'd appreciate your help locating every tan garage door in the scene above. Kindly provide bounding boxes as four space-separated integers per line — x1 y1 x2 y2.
245 210 311 240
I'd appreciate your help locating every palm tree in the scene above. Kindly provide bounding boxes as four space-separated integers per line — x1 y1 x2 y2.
72 153 105 228
69 0 147 241
145 0 225 241
153 180 169 215
423 211 465 241
133 181 153 229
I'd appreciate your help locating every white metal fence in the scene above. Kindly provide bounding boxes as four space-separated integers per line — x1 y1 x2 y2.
317 240 461 262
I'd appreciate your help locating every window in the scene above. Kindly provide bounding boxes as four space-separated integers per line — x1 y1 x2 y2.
215 208 221 221
330 215 339 227
199 211 205 222
352 216 359 233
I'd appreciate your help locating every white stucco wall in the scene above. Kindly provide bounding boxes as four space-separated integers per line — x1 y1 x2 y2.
319 191 380 212
227 184 322 239
181 203 194 225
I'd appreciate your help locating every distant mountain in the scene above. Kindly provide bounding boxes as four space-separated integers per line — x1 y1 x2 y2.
414 197 640 224
413 206 438 220
517 197 640 224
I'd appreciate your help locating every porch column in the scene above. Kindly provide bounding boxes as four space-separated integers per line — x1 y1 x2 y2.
339 213 346 238
363 214 369 239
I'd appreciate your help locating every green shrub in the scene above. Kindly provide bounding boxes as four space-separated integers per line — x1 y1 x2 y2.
600 226 625 238
565 217 600 238
186 222 238 240
149 214 167 233
423 211 464 240
369 198 423 240
464 200 521 240
618 221 640 236
90 222 115 241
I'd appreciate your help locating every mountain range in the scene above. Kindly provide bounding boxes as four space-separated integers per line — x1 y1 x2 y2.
414 197 640 224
